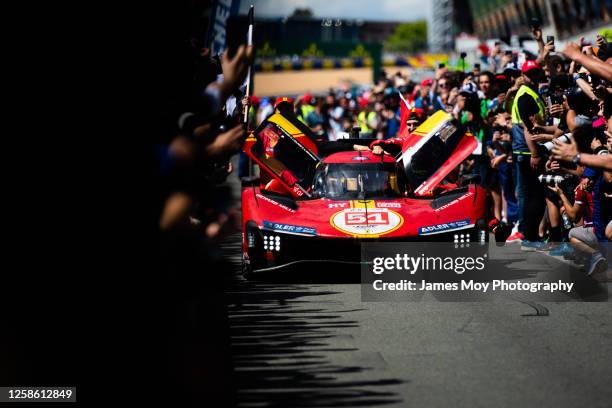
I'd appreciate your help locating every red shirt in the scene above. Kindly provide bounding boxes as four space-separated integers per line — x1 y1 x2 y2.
574 185 594 226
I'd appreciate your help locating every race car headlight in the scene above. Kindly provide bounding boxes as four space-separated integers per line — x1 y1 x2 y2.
263 234 281 251
454 233 470 244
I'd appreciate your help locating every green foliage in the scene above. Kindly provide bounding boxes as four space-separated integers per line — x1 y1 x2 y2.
302 43 324 57
290 7 313 18
384 21 427 53
258 42 277 57
349 44 371 58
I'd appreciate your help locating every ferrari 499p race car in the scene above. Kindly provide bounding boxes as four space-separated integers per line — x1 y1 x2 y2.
241 109 489 276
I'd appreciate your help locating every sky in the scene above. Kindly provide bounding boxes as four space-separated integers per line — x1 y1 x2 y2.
239 0 428 22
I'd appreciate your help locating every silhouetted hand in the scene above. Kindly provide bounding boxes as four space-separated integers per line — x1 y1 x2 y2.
205 125 246 158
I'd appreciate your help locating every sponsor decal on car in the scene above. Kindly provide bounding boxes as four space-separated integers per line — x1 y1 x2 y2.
263 221 316 236
433 192 473 212
292 185 304 196
328 201 349 209
330 208 404 237
375 201 402 208
256 193 296 213
418 218 473 235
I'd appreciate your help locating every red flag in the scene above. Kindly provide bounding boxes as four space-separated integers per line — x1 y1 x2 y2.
398 91 412 136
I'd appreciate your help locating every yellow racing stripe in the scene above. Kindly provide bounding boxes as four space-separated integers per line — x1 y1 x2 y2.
267 113 305 138
412 110 452 136
350 200 376 209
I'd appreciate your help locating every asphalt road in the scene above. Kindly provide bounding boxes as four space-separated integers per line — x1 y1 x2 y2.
223 159 612 408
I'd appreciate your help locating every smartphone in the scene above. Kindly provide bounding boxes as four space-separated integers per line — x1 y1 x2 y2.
474 63 481 70
505 50 513 56
530 17 541 30
225 15 249 59
549 93 563 105
438 63 446 69
547 35 555 51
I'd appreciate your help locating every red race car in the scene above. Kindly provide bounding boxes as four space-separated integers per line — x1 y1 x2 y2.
241 109 488 277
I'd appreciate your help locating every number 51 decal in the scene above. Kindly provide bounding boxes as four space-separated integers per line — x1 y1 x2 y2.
345 211 389 225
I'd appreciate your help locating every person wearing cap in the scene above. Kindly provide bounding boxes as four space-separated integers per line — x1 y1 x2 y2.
405 107 425 133
510 59 562 249
456 82 491 190
487 74 510 114
503 61 521 80
297 93 315 125
414 78 433 113
456 82 486 151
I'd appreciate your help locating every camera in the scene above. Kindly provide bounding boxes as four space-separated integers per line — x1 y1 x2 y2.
565 86 598 116
541 134 571 152
538 174 572 186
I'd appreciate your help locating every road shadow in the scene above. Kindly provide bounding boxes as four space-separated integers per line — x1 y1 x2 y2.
222 236 405 408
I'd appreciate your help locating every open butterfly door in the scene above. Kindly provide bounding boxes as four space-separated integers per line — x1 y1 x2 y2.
243 111 321 198
397 111 478 197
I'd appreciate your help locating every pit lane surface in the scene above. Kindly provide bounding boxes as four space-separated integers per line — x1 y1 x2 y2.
224 162 612 408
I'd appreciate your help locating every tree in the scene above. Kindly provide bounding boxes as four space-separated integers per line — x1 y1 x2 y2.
290 7 313 19
384 21 427 53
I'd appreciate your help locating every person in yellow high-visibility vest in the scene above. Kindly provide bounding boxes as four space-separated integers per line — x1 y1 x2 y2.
357 103 378 136
510 60 563 250
297 93 315 125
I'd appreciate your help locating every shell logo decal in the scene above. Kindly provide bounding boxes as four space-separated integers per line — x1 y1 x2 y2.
330 208 404 237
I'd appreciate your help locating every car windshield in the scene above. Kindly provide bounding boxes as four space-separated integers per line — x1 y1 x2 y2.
313 163 405 200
